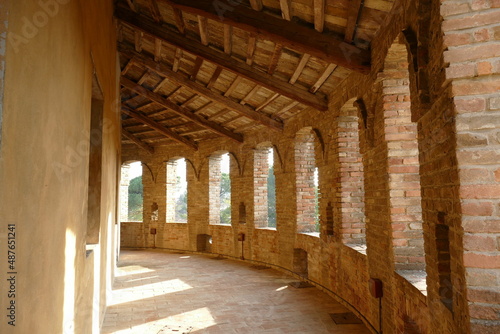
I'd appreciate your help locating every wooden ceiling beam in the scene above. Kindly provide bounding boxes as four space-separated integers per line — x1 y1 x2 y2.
172 7 185 34
310 63 337 93
115 8 328 110
147 0 162 22
154 38 162 61
122 106 198 150
122 49 285 130
249 0 263 11
190 57 203 81
224 24 232 55
345 0 364 43
159 0 370 74
279 0 292 20
126 0 137 12
122 128 155 154
121 76 244 143
268 44 283 75
206 66 223 89
289 53 311 84
246 35 257 66
134 30 143 52
313 0 325 32
198 15 209 46
172 48 182 72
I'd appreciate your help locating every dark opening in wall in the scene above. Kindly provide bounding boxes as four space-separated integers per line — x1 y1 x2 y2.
436 212 453 312
326 201 334 236
293 248 308 279
197 234 212 253
86 71 104 245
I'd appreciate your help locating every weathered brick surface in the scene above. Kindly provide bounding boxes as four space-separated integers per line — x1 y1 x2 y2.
119 0 500 332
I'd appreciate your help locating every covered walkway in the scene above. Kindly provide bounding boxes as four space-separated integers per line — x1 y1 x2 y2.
101 250 370 334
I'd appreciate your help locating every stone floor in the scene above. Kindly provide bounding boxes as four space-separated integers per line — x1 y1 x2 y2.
101 249 371 334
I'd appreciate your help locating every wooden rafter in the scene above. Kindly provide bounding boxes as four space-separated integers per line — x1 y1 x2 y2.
249 0 263 11
121 59 135 75
134 30 143 52
122 128 155 154
198 15 209 46
172 7 185 34
115 8 329 110
246 36 257 66
207 66 223 89
121 48 285 130
194 101 214 115
240 85 260 105
147 0 162 22
289 53 311 84
121 76 245 143
310 63 337 93
256 93 279 111
126 0 136 12
172 48 182 72
190 57 203 80
159 0 370 73
279 0 292 20
313 0 325 32
122 106 198 150
137 70 150 85
345 0 364 43
268 44 283 75
275 100 299 118
224 24 232 55
154 38 162 61
224 76 242 97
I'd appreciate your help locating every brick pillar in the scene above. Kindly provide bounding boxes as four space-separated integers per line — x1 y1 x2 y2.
295 131 318 233
336 104 366 245
442 1 500 332
382 40 425 271
120 164 130 222
254 148 270 228
166 161 176 222
209 155 222 225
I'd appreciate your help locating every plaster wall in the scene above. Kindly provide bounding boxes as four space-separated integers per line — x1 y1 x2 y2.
0 0 120 333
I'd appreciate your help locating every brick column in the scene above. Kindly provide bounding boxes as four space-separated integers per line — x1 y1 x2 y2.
442 1 500 332
119 164 130 222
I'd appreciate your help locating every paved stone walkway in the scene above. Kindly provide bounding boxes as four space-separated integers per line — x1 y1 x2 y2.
101 249 371 334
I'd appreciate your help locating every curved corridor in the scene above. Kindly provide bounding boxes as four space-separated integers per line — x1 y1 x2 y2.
101 250 371 334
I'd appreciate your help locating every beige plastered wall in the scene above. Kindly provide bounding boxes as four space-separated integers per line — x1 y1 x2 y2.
0 0 120 333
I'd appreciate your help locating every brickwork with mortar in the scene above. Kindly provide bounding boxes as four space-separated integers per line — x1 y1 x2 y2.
120 0 500 332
